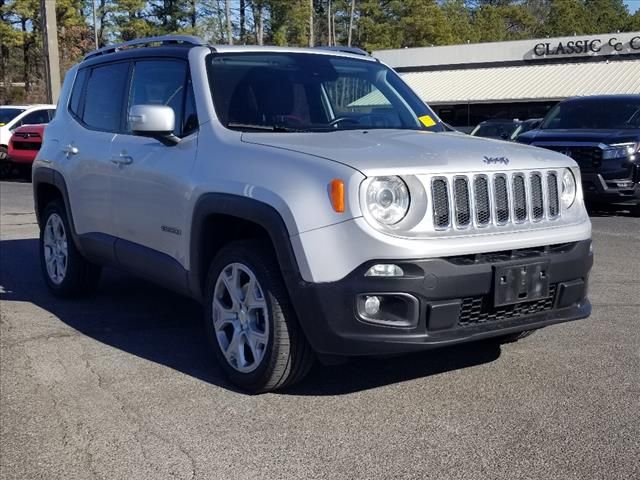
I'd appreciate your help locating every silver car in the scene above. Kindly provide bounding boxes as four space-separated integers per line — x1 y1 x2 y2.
33 36 592 392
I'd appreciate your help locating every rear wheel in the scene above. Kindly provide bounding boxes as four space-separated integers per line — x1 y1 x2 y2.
204 240 314 393
40 200 101 296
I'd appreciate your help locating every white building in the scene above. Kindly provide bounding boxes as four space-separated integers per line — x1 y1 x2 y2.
373 31 640 131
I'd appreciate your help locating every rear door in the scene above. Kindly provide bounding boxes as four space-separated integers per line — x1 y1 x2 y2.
63 61 130 241
109 58 198 270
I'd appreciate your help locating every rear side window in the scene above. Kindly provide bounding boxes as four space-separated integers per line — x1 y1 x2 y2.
69 68 88 117
128 60 190 136
82 62 129 132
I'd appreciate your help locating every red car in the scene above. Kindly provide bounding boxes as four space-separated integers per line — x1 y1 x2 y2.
7 124 45 174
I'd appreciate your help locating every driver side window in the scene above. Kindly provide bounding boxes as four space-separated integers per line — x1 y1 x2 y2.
128 60 189 136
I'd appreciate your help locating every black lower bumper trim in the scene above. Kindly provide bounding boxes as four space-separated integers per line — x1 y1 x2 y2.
289 239 593 356
582 172 640 206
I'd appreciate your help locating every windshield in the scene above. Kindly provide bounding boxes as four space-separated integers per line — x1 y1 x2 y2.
0 108 25 126
541 98 640 130
207 52 442 133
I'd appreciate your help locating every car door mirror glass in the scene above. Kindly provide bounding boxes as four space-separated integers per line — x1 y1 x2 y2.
128 105 179 146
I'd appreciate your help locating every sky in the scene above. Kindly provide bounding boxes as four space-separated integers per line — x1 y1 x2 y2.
624 0 640 13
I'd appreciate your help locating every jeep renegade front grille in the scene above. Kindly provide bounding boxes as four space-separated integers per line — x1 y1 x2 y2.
431 171 560 230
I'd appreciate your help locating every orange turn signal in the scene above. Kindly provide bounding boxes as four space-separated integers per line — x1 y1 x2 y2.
329 179 345 213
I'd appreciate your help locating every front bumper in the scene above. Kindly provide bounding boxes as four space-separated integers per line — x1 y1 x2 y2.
291 239 592 356
582 172 640 206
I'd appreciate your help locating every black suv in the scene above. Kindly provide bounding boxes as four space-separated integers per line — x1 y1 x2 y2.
518 95 640 215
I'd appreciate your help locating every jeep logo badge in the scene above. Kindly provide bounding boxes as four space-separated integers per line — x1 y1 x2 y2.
483 156 510 165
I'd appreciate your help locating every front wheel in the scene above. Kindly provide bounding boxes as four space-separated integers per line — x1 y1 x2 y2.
40 200 101 296
204 240 314 393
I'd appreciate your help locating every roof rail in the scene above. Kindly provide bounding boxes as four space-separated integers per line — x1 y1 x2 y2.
316 46 370 57
83 35 206 61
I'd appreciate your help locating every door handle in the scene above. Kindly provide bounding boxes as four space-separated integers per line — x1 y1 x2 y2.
111 154 133 165
61 144 78 156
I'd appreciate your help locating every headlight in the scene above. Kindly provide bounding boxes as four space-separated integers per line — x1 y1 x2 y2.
365 176 410 225
602 143 639 160
561 168 576 209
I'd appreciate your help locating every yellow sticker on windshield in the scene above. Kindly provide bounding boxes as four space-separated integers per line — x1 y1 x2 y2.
0 123 5 127
418 115 436 128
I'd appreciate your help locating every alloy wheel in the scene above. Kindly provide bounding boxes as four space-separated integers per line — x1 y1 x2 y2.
43 213 68 284
212 262 270 373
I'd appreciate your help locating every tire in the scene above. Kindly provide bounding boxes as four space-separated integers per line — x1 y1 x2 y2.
40 200 101 297
204 240 314 393
495 329 537 344
0 146 12 179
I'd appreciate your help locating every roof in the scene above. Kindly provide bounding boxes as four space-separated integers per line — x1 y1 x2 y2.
82 35 376 65
350 59 640 106
210 44 377 61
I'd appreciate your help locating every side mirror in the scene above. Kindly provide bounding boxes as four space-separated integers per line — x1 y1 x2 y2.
129 105 179 146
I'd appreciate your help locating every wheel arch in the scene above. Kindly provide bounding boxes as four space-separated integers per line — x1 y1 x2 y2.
188 193 306 303
32 167 82 247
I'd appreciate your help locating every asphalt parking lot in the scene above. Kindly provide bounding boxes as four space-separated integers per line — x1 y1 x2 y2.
1 179 639 480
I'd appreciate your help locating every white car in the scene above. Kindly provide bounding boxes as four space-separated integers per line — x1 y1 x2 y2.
1 104 56 174
33 36 592 392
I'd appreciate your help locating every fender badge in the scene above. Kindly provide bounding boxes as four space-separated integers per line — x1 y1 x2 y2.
161 225 182 236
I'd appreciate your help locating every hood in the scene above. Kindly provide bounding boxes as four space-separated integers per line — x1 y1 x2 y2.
242 129 573 176
519 128 640 146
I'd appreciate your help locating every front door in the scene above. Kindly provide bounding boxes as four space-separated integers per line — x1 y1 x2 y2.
109 59 199 269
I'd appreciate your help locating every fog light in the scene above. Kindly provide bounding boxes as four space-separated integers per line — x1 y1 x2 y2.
365 264 404 277
364 296 381 316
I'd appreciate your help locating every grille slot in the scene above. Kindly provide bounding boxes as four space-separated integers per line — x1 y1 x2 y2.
547 172 559 218
512 174 527 222
432 178 450 229
474 176 490 226
530 173 544 221
494 175 510 225
453 177 471 227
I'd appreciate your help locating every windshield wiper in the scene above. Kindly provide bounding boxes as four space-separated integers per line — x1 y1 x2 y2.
227 122 307 132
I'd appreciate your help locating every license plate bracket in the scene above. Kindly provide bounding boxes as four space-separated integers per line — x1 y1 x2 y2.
494 261 550 307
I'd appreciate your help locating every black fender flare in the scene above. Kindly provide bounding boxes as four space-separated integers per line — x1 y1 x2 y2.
188 193 305 303
32 167 83 249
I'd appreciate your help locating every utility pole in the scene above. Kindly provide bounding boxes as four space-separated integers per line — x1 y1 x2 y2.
41 0 61 104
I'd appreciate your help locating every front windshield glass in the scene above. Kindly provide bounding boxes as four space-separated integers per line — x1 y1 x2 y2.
541 98 640 130
0 108 25 126
207 52 442 133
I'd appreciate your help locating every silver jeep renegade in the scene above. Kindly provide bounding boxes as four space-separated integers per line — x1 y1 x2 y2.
33 36 592 392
